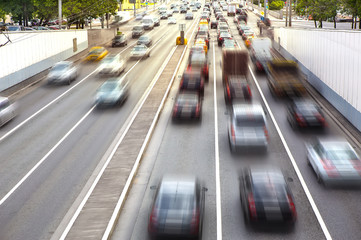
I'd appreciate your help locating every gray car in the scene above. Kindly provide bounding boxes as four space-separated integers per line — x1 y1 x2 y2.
306 138 361 186
228 103 268 152
132 25 144 38
95 78 129 107
137 35 152 47
0 97 17 127
47 61 77 85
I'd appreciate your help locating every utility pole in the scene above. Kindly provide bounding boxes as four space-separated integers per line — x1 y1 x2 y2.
264 0 268 18
285 0 288 26
289 0 292 27
58 0 62 29
134 0 136 17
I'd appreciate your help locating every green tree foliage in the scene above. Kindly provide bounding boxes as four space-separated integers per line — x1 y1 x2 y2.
33 0 58 25
269 0 284 10
0 0 34 26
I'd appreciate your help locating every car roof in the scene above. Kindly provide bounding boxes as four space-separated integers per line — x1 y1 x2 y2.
232 103 265 118
159 175 197 195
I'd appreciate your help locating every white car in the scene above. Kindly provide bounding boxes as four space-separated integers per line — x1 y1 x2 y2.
130 44 150 59
0 97 17 127
47 61 77 85
168 17 177 24
96 54 126 76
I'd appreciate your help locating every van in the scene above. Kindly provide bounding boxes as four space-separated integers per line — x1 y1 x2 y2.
227 5 236 16
141 16 154 30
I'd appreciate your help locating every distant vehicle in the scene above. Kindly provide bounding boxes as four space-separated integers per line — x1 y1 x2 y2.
172 92 202 120
0 97 17 127
173 7 179 13
135 14 143 20
137 35 152 47
152 16 160 26
228 103 269 152
222 39 237 49
7 25 25 31
218 31 232 46
287 99 327 129
249 38 273 71
141 16 155 30
227 5 236 16
85 47 108 61
306 138 361 186
132 25 145 38
211 20 218 29
180 6 187 13
96 54 126 76
188 51 209 82
24 27 35 31
266 60 306 97
130 44 150 59
32 26 49 30
242 29 254 40
168 17 177 24
148 174 207 239
224 77 251 104
185 12 194 19
47 61 77 85
112 34 127 47
239 167 297 225
95 78 129 107
160 13 168 19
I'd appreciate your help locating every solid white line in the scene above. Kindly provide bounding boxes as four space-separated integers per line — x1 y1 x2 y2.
213 42 222 240
0 106 95 206
248 66 332 240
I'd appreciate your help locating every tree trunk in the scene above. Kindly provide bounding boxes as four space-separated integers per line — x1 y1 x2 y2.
106 13 109 29
314 19 317 28
359 16 361 29
352 15 354 29
333 17 336 28
101 15 104 29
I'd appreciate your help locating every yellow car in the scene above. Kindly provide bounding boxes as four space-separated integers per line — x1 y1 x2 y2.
85 47 109 61
194 38 208 54
199 19 208 26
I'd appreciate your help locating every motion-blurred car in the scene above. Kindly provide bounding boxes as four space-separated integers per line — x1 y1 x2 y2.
148 174 206 239
242 30 255 40
180 7 187 13
218 31 232 46
0 97 17 127
141 16 155 30
96 54 125 76
172 92 202 120
135 14 143 20
239 167 297 225
287 99 327 129
132 25 144 38
173 7 179 13
224 77 251 104
192 7 198 12
160 13 168 19
179 69 205 95
222 39 237 49
137 35 152 47
188 51 209 82
112 34 127 47
185 12 194 19
130 44 150 59
152 16 160 26
95 78 129 107
47 61 78 85
167 10 173 17
85 47 108 61
7 25 25 31
168 17 177 24
32 26 49 30
228 103 268 152
306 138 361 186
210 20 218 29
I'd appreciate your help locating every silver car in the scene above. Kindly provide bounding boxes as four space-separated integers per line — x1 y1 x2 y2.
95 78 129 107
47 61 77 85
96 54 125 76
0 97 17 127
130 44 150 59
228 103 268 152
306 138 361 186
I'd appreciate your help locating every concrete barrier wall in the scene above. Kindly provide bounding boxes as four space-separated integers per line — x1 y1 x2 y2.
0 30 88 91
88 28 117 48
273 27 361 131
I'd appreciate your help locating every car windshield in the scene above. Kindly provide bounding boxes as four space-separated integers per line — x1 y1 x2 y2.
99 81 117 91
89 48 103 54
220 32 231 38
52 63 69 71
133 46 146 51
326 148 359 161
223 40 235 47
133 26 143 30
102 57 116 63
234 111 265 127
138 36 148 41
177 94 198 105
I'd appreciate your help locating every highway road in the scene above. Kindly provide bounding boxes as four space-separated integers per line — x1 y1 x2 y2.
0 2 361 240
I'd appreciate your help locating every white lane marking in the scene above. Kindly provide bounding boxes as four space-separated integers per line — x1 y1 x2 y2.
0 106 96 206
248 67 332 240
213 42 222 240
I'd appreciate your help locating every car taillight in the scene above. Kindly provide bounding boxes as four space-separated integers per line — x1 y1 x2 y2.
190 209 200 234
294 113 306 127
231 124 235 142
195 104 200 116
351 160 361 176
247 85 252 98
263 126 269 140
219 37 223 41
226 85 231 99
315 112 327 126
287 195 297 219
321 158 339 177
148 207 158 232
248 193 257 220
173 104 179 116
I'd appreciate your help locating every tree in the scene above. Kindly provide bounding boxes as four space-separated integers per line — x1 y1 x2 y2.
269 0 285 10
33 0 58 25
0 0 34 26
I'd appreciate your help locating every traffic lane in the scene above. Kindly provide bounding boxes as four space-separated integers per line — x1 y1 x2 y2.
211 38 326 239
113 19 217 240
0 18 188 240
255 72 361 240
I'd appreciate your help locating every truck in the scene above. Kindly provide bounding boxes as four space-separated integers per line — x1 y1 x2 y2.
249 37 273 72
266 60 307 97
222 49 252 104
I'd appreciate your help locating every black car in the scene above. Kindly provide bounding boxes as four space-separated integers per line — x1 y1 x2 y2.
239 167 297 225
132 25 144 38
218 32 232 46
179 69 205 95
287 99 327 129
112 34 127 47
224 77 252 104
172 92 202 120
211 20 218 29
148 175 206 239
